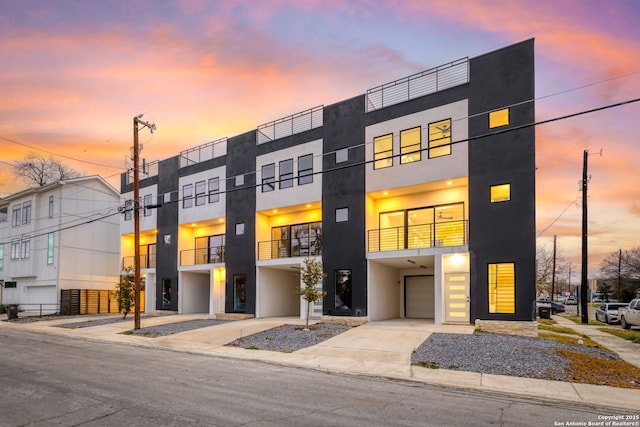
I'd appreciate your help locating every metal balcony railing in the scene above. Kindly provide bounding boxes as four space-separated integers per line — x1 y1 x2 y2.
256 106 323 144
121 254 156 270
367 220 468 252
258 238 322 260
365 58 469 112
179 137 228 168
180 246 226 266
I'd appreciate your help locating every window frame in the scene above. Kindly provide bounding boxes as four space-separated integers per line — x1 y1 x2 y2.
12 205 21 227
183 184 193 208
0 243 3 270
400 126 421 164
298 154 314 185
48 195 54 218
279 159 293 189
47 232 54 265
208 177 220 203
261 163 276 192
428 118 452 158
143 194 153 216
488 262 515 314
490 183 511 203
195 180 206 206
20 240 30 259
22 201 32 224
373 133 393 169
11 242 19 260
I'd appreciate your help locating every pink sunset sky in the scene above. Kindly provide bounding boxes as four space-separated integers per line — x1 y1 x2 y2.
1 0 639 279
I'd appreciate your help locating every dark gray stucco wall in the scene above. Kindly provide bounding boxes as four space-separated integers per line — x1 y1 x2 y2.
224 130 257 313
322 96 367 316
155 156 180 311
468 39 536 322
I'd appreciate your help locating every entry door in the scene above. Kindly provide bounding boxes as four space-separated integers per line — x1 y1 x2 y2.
405 276 434 319
444 273 469 322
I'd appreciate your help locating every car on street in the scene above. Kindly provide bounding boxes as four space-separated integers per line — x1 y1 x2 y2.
536 300 566 315
565 296 577 305
594 302 629 324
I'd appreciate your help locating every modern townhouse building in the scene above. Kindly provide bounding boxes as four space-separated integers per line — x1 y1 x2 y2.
1 176 121 312
120 39 536 327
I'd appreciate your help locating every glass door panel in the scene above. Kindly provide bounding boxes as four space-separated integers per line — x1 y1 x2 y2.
407 208 433 248
379 211 405 250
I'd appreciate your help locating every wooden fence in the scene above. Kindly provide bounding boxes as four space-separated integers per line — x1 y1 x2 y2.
60 289 145 315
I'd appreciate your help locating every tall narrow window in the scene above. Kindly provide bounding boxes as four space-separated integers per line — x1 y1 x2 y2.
374 134 393 169
298 154 313 185
335 270 352 311
0 244 4 270
48 195 54 218
47 233 54 265
262 163 275 192
11 242 19 259
124 200 133 221
208 177 219 203
20 240 30 259
428 119 451 158
233 274 246 312
143 194 152 216
12 206 21 226
400 127 421 164
279 159 293 189
183 184 193 208
195 181 206 206
488 263 515 314
22 201 31 224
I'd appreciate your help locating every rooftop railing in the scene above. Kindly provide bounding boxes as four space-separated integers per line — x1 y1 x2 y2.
365 58 469 112
179 137 228 168
257 106 323 144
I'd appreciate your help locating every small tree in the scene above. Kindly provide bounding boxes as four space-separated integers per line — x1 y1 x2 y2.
295 257 327 327
116 269 135 319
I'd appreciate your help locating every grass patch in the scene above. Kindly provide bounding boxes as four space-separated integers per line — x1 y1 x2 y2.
246 345 260 350
538 324 586 337
122 330 133 335
558 349 640 389
599 328 640 345
415 361 439 369
537 318 557 326
559 314 603 326
538 332 603 348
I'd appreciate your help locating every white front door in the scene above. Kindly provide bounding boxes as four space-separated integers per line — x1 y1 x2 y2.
444 273 469 322
405 276 434 319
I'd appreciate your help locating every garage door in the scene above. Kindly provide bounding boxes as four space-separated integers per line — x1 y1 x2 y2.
26 285 57 313
405 276 434 318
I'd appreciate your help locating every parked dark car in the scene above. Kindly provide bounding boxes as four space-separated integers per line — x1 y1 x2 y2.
595 303 629 324
536 300 565 315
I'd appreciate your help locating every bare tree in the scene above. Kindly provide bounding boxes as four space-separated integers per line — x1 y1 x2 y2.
13 152 81 187
536 245 573 298
599 247 640 301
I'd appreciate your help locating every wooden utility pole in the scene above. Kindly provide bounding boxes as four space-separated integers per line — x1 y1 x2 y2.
617 248 622 301
580 150 589 324
551 235 557 301
133 114 155 330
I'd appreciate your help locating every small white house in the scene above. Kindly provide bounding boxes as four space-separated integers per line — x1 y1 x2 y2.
0 176 121 313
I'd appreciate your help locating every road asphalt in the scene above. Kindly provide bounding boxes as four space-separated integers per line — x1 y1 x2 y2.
2 312 639 412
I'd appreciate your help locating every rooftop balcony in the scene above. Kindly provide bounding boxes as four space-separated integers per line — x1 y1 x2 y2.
180 246 225 266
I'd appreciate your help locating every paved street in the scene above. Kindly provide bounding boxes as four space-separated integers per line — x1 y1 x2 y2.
0 328 632 427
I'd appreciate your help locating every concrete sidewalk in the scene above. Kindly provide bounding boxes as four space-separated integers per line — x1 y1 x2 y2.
3 313 640 412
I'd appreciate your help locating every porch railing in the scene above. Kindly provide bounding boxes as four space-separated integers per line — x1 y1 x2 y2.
367 220 468 252
122 254 156 270
180 246 226 266
258 238 322 260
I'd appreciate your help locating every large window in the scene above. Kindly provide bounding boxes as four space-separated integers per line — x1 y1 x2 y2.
195 234 225 264
208 177 219 203
12 205 21 226
22 201 31 224
271 222 322 257
374 134 393 169
183 184 193 208
488 263 515 314
11 242 19 260
298 154 313 185
279 159 293 189
47 233 54 265
195 180 206 206
400 127 421 164
262 163 275 192
428 118 451 158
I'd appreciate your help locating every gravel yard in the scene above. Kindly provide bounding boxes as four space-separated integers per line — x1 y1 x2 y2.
124 319 233 337
411 332 621 381
227 323 352 352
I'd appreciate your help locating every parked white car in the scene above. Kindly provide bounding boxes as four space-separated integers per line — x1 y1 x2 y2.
594 303 628 324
